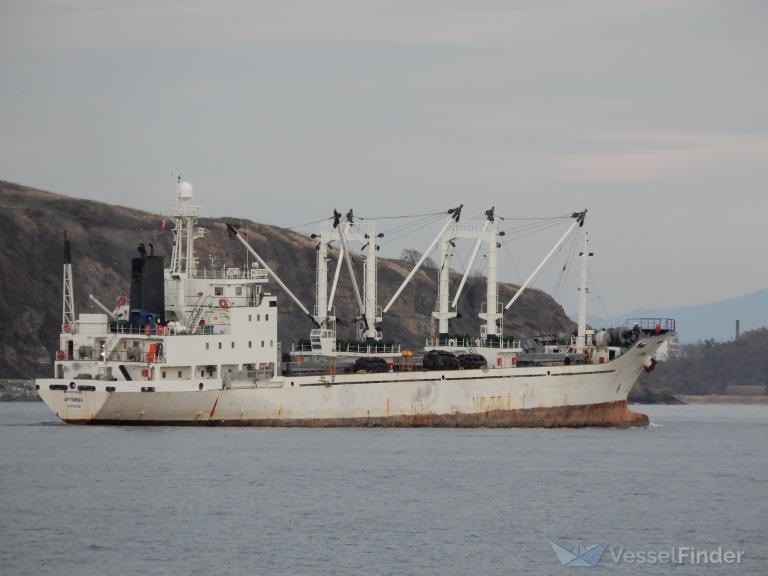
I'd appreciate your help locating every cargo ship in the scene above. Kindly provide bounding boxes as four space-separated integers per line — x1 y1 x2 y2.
36 179 674 427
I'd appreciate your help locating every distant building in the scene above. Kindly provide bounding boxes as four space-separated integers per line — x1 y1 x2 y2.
655 334 681 362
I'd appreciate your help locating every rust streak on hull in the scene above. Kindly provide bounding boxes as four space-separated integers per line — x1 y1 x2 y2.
63 400 649 428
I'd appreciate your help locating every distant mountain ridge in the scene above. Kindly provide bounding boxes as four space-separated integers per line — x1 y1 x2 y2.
588 289 768 343
0 180 575 378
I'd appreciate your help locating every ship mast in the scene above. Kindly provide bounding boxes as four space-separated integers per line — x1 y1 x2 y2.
438 207 499 341
576 232 593 351
167 176 205 325
478 208 502 341
169 176 203 276
362 222 381 341
314 227 331 327
62 233 75 332
432 232 456 336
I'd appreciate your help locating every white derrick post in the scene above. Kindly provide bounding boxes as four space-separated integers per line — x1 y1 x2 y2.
363 222 379 340
315 230 329 326
432 231 456 336
479 217 501 339
577 232 592 351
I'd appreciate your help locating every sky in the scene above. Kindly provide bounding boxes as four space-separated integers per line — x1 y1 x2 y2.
1 0 766 317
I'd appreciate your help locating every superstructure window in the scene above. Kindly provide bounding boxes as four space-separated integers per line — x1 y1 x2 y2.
248 315 252 322
266 314 269 321
218 342 222 350
214 287 223 296
270 340 274 347
162 371 166 379
248 341 252 348
205 343 209 350
261 340 264 348
235 287 242 296
231 342 235 349
177 370 182 378
257 314 260 321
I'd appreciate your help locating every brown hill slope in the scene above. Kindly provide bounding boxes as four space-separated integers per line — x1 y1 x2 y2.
0 180 575 378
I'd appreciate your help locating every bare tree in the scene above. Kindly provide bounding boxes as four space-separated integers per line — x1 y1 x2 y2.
401 248 437 269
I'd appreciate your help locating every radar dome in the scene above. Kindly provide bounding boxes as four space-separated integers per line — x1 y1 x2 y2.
177 181 194 199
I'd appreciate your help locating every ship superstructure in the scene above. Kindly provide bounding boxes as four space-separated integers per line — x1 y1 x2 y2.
37 179 675 427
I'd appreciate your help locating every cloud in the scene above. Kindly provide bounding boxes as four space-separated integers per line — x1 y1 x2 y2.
556 132 768 180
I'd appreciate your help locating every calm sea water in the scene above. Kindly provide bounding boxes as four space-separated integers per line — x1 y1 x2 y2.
1 403 766 576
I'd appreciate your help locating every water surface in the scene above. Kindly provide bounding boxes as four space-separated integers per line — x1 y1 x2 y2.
1 403 766 575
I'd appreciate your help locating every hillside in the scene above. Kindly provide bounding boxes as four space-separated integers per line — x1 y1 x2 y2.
0 181 575 378
638 328 768 396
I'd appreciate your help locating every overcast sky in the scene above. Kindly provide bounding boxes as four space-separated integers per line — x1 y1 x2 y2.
1 0 766 316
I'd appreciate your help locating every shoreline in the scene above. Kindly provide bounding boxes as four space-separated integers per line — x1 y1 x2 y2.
0 380 40 402
676 394 768 405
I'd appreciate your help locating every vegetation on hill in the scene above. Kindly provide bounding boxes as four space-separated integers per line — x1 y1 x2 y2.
636 329 768 398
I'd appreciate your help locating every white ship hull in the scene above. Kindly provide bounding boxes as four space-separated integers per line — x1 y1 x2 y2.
36 335 665 428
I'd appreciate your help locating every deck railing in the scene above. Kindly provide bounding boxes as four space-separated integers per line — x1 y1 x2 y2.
425 337 521 350
624 318 676 333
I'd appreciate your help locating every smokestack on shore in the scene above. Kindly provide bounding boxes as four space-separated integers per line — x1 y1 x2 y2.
736 319 741 340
